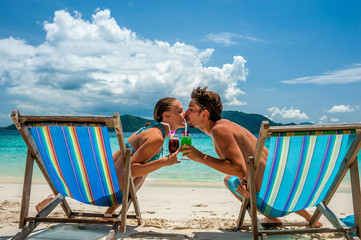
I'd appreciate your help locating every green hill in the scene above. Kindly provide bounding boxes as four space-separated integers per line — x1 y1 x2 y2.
119 114 152 132
0 124 17 130
0 111 301 134
221 110 296 133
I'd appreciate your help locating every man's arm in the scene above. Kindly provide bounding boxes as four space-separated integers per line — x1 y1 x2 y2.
180 125 248 178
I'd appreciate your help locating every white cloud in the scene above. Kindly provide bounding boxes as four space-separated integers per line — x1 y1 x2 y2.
281 64 361 84
331 118 340 122
267 107 309 120
0 9 248 116
205 32 264 46
0 113 9 120
319 115 327 121
328 105 359 113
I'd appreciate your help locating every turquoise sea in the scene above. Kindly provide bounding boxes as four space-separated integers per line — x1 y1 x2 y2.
0 130 360 188
0 130 226 184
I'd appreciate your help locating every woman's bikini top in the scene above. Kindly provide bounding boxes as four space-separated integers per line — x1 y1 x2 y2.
125 122 165 163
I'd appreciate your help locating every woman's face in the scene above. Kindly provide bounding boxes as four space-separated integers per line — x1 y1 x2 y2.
168 100 185 129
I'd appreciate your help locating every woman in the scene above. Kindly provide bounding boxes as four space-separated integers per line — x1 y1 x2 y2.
106 97 185 214
35 97 185 213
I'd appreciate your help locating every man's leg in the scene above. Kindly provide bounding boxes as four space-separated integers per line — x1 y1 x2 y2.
295 209 323 227
224 175 281 223
224 175 243 201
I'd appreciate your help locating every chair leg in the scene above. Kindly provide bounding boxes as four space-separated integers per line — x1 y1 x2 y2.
316 202 356 240
350 159 361 238
36 194 65 218
19 151 34 229
249 156 259 240
316 202 345 228
12 194 64 240
237 198 249 229
120 149 132 233
12 226 34 240
129 176 142 225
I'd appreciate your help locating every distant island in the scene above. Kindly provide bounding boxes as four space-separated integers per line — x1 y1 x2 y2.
0 110 311 134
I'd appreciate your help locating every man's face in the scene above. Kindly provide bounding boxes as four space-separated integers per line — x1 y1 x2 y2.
184 99 202 128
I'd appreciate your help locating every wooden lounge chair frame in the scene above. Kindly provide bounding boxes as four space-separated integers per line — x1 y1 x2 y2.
237 121 361 240
10 110 142 240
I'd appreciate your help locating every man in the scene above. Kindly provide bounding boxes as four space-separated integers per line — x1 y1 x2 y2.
180 86 321 226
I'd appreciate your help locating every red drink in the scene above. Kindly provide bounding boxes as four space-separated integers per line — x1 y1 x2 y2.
168 136 179 154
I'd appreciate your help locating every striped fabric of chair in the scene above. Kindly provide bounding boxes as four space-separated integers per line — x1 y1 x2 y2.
256 134 351 218
30 126 122 207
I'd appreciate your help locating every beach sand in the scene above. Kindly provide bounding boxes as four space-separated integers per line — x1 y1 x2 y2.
0 181 354 240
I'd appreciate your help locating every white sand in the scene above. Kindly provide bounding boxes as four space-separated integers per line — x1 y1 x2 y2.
0 181 355 239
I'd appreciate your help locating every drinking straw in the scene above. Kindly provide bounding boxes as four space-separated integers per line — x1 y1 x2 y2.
160 122 173 138
184 120 187 136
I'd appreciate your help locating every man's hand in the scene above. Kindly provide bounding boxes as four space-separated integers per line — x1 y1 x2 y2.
179 144 204 162
237 179 250 198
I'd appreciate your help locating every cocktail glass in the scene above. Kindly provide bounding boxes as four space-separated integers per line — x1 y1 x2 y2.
181 135 191 147
181 132 191 159
168 135 179 154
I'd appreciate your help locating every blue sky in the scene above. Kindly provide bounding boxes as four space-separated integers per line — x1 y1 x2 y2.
0 0 360 127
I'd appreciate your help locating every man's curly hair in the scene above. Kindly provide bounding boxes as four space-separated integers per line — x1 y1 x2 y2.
191 86 222 122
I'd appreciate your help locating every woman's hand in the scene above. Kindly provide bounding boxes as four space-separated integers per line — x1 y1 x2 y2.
179 144 204 162
164 149 180 166
236 178 250 198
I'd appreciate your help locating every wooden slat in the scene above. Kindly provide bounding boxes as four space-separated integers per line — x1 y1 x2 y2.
259 227 352 235
240 221 310 228
26 215 138 223
71 212 119 218
268 123 361 133
17 115 115 127
26 218 119 225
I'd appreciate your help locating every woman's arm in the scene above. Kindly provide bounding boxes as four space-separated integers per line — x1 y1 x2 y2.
130 136 179 177
131 151 179 177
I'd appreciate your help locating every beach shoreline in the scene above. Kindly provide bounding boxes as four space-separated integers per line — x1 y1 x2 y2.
0 181 355 240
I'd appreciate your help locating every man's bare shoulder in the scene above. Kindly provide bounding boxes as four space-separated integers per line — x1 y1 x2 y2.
214 119 247 131
211 121 232 135
212 120 251 139
211 120 238 137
